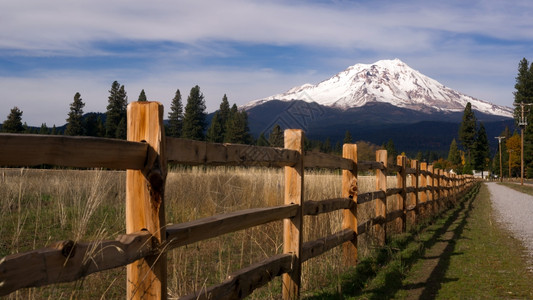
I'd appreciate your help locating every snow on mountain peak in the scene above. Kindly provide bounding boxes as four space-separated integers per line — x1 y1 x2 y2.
245 59 513 118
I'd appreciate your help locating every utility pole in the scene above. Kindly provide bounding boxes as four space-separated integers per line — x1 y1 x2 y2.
514 102 533 185
495 136 505 182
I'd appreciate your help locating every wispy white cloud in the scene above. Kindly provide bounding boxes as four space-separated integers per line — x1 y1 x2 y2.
3 0 532 54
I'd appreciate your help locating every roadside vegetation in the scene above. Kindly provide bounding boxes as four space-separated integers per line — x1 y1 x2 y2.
305 182 533 299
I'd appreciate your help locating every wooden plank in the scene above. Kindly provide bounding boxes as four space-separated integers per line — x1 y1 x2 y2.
357 191 386 205
301 229 355 262
357 219 372 235
341 143 358 266
397 155 407 233
435 168 442 213
165 205 298 249
0 133 147 169
388 164 402 173
375 150 387 246
282 129 304 300
409 160 419 228
387 209 405 223
303 198 353 216
427 165 435 217
303 151 354 170
419 162 428 218
405 167 417 175
166 137 299 167
180 253 294 300
0 231 154 296
405 187 417 194
386 188 403 196
126 102 167 300
358 161 385 171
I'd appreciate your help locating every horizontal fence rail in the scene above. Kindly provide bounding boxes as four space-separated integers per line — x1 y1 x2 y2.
0 134 148 169
0 101 475 299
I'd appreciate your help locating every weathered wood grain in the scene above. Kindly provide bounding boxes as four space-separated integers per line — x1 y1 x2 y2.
166 137 299 167
165 205 298 249
0 133 147 169
303 151 354 170
0 231 154 296
359 161 385 171
341 143 358 266
375 150 387 246
303 198 354 216
358 191 386 205
180 253 294 300
126 102 167 300
282 129 304 300
302 229 355 262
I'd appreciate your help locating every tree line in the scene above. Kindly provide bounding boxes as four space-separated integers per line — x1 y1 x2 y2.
0 81 383 158
0 83 253 143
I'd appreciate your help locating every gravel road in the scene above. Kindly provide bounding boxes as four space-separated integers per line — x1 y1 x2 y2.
486 182 533 269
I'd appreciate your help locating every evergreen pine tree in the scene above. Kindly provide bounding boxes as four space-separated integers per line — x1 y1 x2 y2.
334 141 342 154
224 107 252 144
219 94 231 132
206 112 224 142
65 92 85 136
93 117 104 137
447 139 462 172
115 118 126 139
39 123 49 135
51 125 57 135
138 89 147 102
458 102 477 164
473 123 490 177
344 130 353 144
23 122 32 134
513 58 533 109
2 106 24 133
268 124 284 147
105 81 128 139
83 114 98 137
182 85 207 140
385 139 397 158
206 95 234 142
222 104 248 144
513 58 533 177
415 151 423 162
168 89 183 138
256 132 269 146
322 138 332 153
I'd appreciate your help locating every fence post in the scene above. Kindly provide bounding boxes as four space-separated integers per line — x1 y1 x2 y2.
427 165 435 217
126 102 167 300
409 160 419 228
282 129 304 300
342 144 358 266
396 155 407 233
444 171 452 207
375 150 387 246
419 162 428 219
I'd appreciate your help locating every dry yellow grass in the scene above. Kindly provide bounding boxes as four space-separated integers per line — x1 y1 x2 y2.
0 167 409 299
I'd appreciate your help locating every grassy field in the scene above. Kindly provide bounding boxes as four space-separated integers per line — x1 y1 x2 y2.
2 167 411 299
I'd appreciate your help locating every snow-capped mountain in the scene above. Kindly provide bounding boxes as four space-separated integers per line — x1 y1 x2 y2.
245 58 513 118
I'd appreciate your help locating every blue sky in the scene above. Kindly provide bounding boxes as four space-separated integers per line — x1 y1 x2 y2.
1 0 533 126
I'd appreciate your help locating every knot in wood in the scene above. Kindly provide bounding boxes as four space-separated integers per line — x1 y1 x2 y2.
52 240 75 258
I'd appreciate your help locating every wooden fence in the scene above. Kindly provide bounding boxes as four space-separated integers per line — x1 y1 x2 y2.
0 102 474 299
